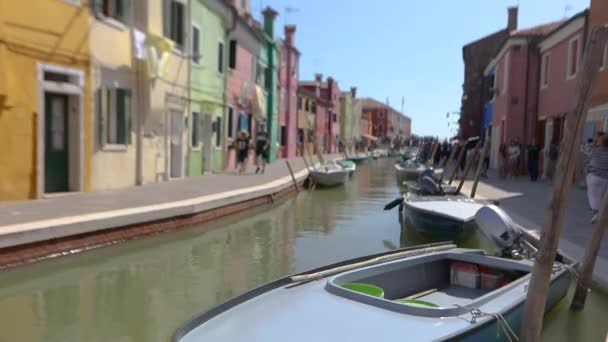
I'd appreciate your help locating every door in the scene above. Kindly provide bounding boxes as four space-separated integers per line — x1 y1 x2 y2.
203 114 213 172
170 111 184 178
45 93 69 193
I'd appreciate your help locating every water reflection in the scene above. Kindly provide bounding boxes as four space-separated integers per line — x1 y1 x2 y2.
0 158 605 341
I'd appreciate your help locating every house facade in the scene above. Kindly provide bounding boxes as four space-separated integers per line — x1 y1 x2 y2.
460 7 517 140
486 21 563 170
537 12 588 175
339 89 354 150
277 25 300 159
224 6 265 170
296 87 317 156
262 7 279 162
90 0 139 191
0 0 91 200
588 0 608 134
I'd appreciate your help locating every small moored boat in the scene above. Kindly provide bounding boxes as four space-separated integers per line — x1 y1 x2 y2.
338 160 357 176
173 225 571 342
348 153 370 163
401 195 486 238
310 162 350 187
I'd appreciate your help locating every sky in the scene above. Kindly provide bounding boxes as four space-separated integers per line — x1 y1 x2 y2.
253 0 591 138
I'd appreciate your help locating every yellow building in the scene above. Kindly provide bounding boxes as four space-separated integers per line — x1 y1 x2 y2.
0 1 91 201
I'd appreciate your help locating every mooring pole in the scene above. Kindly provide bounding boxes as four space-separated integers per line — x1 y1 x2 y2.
456 141 481 194
448 142 467 185
571 191 608 310
439 143 458 183
470 140 490 198
521 26 608 342
427 140 439 167
285 160 300 193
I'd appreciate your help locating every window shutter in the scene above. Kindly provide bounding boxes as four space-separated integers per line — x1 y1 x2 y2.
91 0 105 18
124 89 132 144
98 87 108 147
162 0 170 38
115 0 130 23
216 117 222 147
229 40 237 69
116 89 126 144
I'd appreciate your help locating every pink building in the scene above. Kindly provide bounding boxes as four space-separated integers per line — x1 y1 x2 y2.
486 20 564 170
537 11 587 175
277 25 300 159
225 11 265 169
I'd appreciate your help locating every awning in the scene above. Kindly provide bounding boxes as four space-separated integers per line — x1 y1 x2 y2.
253 85 267 120
588 103 608 122
361 134 378 141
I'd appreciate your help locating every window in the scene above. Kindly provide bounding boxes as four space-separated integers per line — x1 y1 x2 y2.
215 117 222 147
255 62 266 86
227 107 234 139
229 40 237 69
333 113 337 122
280 126 287 146
163 0 185 50
97 87 132 147
217 41 225 74
503 52 509 94
493 64 499 97
93 0 129 23
241 0 247 10
191 111 201 148
541 53 550 88
601 43 607 71
191 25 201 64
567 36 580 79
311 101 316 113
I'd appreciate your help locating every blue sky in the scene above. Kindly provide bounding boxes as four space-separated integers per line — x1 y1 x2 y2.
254 0 590 138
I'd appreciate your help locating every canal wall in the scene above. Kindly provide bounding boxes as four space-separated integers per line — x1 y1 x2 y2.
0 155 344 268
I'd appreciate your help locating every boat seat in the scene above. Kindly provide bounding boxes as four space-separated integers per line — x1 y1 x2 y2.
416 287 492 308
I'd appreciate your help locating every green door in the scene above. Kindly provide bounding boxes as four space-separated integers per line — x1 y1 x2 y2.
45 93 69 193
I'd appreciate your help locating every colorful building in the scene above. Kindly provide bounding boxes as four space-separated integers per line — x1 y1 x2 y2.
340 87 358 151
352 97 363 143
461 7 518 140
189 0 229 175
486 20 564 171
299 74 340 153
588 0 608 134
262 7 279 162
0 1 91 200
223 2 265 170
277 25 300 159
297 87 317 156
537 11 588 175
90 0 138 191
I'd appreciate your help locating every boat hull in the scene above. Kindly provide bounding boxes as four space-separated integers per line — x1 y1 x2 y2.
311 170 349 187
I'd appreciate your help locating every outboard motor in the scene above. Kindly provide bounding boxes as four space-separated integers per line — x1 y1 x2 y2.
475 205 538 259
419 174 444 196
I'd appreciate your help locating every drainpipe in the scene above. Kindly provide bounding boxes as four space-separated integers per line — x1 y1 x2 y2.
223 4 238 169
522 38 532 175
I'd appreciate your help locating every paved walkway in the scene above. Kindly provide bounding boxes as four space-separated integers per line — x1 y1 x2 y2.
456 168 608 289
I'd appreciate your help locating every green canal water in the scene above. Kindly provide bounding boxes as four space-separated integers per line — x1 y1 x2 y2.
0 158 606 341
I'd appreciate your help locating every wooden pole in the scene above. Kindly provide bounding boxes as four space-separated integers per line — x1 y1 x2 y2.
427 140 439 167
302 156 311 173
439 143 458 181
448 142 467 185
304 145 317 170
456 141 481 194
521 26 608 342
571 190 608 310
470 140 490 198
285 160 300 193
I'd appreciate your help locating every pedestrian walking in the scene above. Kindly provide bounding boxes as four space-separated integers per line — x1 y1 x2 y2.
546 141 559 181
255 125 269 174
527 139 541 181
235 130 251 173
498 143 507 178
586 134 608 223
515 138 523 176
507 140 520 178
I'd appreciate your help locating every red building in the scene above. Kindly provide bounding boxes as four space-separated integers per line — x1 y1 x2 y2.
460 7 518 140
588 0 608 134
537 11 588 175
361 98 406 142
277 25 300 159
487 20 564 170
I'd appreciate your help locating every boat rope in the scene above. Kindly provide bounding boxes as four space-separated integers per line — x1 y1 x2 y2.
454 304 519 342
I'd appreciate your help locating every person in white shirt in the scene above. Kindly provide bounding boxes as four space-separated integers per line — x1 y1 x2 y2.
507 140 520 178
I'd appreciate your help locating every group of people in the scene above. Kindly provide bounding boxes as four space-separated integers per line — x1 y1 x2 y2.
233 125 270 174
497 139 524 179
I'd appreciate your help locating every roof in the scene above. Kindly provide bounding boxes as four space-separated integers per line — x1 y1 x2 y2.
361 98 411 120
510 20 566 37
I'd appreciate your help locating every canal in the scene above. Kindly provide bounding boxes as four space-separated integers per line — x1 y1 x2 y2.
0 158 606 341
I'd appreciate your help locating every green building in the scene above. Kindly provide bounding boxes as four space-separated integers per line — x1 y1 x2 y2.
262 7 279 162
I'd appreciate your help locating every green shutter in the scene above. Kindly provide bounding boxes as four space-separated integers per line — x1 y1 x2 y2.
115 0 129 23
116 88 132 145
125 89 132 144
91 0 104 18
98 87 108 148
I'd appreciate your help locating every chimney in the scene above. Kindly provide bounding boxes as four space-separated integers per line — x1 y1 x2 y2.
315 73 323 83
315 73 322 97
507 6 518 32
327 77 335 102
285 25 296 46
262 7 278 36
350 87 357 99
